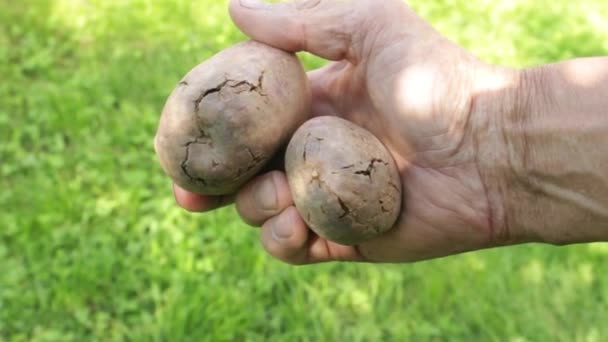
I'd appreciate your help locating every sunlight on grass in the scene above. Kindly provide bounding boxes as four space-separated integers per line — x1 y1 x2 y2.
588 242 608 255
520 259 544 285
465 254 487 271
50 0 90 30
578 263 594 285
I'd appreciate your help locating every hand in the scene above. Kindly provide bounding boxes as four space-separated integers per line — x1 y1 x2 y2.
175 0 521 263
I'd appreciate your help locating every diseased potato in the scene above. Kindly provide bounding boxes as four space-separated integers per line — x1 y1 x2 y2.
154 41 310 195
285 116 402 245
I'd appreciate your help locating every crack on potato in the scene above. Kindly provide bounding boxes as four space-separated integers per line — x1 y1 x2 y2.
320 205 328 215
388 181 400 193
179 80 189 86
181 144 206 186
246 148 262 162
310 171 359 222
194 79 230 112
181 129 212 147
379 199 390 213
180 130 213 186
302 133 326 162
354 158 388 180
302 133 312 161
193 72 267 113
235 147 265 179
332 164 356 175
245 160 261 173
337 197 351 218
232 71 267 96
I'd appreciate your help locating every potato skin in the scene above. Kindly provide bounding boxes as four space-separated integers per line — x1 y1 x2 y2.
285 116 402 245
154 41 310 195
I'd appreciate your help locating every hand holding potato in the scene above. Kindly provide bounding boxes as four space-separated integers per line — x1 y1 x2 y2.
173 0 608 263
172 0 509 264
156 38 401 245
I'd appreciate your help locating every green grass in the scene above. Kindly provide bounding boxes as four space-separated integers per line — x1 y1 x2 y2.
1 0 607 340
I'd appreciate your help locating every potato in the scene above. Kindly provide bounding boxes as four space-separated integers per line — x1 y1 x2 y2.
154 41 310 195
285 116 402 245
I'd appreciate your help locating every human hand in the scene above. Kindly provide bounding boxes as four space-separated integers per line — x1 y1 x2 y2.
175 0 523 263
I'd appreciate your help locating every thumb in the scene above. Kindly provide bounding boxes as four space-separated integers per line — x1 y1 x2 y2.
229 0 378 63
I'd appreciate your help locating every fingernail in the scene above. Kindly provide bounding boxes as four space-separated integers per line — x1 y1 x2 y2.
272 211 294 241
239 0 271 10
254 175 278 212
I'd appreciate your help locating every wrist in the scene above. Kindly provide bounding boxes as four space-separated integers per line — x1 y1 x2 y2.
476 60 608 246
469 64 540 246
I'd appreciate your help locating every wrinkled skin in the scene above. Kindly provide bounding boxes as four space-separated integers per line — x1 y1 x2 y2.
286 116 402 245
174 0 520 263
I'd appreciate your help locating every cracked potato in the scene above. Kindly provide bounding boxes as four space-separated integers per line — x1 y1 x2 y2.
285 116 402 245
154 41 310 195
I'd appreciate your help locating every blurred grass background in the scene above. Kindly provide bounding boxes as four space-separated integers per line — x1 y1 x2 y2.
1 0 607 340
